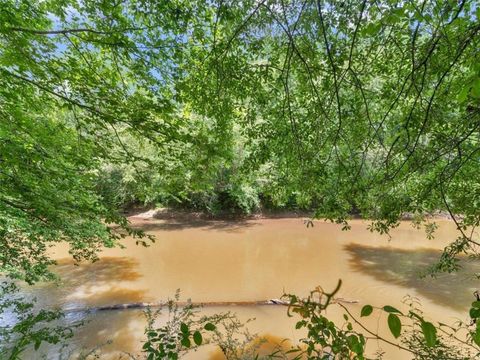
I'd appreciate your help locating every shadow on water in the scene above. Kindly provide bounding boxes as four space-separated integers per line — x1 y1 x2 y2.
345 244 480 311
133 219 259 233
33 257 150 309
55 256 142 283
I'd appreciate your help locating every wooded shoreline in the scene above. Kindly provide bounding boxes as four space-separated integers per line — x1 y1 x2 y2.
127 207 458 222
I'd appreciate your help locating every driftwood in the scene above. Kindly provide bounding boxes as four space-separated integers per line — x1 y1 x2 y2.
64 298 359 313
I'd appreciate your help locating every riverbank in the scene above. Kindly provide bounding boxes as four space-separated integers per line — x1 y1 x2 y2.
127 206 456 222
128 207 314 220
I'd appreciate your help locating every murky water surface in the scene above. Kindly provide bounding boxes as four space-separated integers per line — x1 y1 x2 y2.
17 217 480 359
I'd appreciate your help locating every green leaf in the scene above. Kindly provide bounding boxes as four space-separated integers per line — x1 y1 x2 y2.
181 337 191 348
383 305 402 314
472 78 480 98
347 335 363 355
473 324 480 347
470 307 480 319
180 322 189 334
472 301 480 309
421 321 437 347
347 335 357 347
295 320 306 329
458 85 470 103
193 330 202 346
360 305 373 317
387 313 401 338
364 22 380 35
204 323 216 331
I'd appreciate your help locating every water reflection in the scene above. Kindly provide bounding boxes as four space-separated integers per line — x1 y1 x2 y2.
345 243 480 311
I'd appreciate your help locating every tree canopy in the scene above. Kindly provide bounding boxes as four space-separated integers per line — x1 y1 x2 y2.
0 0 479 281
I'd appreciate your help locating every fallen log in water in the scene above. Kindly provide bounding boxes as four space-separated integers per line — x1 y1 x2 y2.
64 298 358 313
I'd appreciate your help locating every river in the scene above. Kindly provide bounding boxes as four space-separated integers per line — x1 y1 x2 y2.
17 215 479 359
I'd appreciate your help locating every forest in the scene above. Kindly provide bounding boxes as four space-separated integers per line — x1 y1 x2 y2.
1 0 480 359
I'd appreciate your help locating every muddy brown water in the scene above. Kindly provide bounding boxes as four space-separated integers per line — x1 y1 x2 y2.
16 217 480 359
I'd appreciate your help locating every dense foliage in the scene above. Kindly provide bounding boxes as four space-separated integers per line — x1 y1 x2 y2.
0 0 480 358
1 0 479 280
